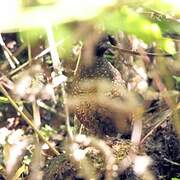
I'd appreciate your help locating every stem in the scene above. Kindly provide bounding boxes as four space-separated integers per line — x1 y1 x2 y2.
45 23 74 140
0 34 19 69
46 24 61 72
61 86 74 140
32 101 41 130
74 42 83 76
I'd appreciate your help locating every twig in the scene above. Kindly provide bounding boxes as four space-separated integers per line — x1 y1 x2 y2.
9 61 29 77
143 7 180 23
37 100 56 113
0 83 59 156
111 45 179 57
164 158 180 166
140 109 172 144
34 40 63 60
9 41 63 77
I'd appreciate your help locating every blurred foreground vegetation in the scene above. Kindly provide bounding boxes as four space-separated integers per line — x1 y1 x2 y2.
0 0 179 179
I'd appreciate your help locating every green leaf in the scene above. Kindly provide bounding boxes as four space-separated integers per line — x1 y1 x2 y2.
53 24 74 57
171 178 180 180
0 96 9 104
173 76 180 82
100 6 162 43
40 124 57 139
20 27 45 44
161 38 176 54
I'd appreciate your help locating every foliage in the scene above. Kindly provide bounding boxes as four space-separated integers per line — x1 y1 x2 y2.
0 0 179 179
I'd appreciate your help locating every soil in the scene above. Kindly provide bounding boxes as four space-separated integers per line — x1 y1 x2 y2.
145 121 180 180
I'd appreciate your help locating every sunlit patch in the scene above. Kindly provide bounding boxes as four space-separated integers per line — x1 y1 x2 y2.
42 143 49 150
163 0 180 13
70 142 86 161
0 0 20 31
7 129 24 144
133 66 148 92
137 81 148 92
5 139 29 174
131 37 148 50
143 23 161 40
151 24 161 36
42 84 55 100
2 129 31 175
162 38 176 54
52 73 67 87
14 75 32 98
0 128 11 145
75 134 91 146
135 67 147 80
133 155 152 176
73 148 86 161
42 141 55 150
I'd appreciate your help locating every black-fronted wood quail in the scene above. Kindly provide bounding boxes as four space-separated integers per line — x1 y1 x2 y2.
71 35 132 137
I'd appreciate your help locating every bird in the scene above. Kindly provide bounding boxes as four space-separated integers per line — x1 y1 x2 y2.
70 35 133 137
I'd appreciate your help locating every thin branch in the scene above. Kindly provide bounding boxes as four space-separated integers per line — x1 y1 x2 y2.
9 61 29 77
111 45 179 57
164 158 180 166
140 109 172 144
34 40 63 60
143 7 180 23
9 41 63 77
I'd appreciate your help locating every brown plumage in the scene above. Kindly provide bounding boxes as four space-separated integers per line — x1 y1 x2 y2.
71 36 132 137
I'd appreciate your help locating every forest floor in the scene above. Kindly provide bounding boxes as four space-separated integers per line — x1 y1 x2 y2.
0 32 179 180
